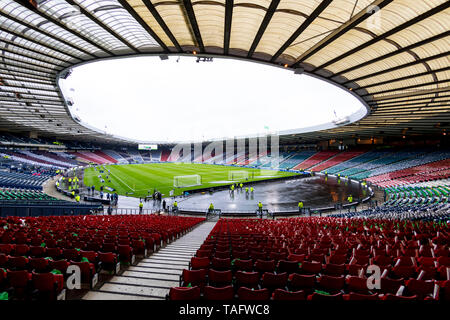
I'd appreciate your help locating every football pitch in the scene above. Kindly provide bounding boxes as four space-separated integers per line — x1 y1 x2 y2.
83 163 300 198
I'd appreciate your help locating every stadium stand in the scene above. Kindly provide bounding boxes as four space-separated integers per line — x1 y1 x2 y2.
278 151 317 170
311 151 366 172
169 218 449 301
0 215 204 300
293 151 340 171
0 0 449 306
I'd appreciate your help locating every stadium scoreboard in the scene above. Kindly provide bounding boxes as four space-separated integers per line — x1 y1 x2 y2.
138 144 158 150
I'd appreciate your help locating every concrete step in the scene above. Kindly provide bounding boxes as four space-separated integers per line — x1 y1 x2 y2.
82 221 216 300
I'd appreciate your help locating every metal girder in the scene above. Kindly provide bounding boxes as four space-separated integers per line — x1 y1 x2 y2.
292 0 393 67
247 0 280 58
224 0 234 55
315 1 450 72
142 0 182 52
117 0 169 52
181 0 204 52
270 0 333 62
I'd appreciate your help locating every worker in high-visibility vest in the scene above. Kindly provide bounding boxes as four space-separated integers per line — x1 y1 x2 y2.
250 187 254 193
245 187 249 194
298 201 304 213
347 195 353 203
75 195 80 202
208 203 214 216
257 202 263 217
71 191 75 198
139 201 143 214
239 183 243 190
173 201 178 212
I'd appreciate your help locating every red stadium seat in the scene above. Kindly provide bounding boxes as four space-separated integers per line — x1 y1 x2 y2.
272 289 306 301
208 269 232 287
204 285 234 300
169 286 201 300
190 257 210 270
237 287 269 301
181 269 207 288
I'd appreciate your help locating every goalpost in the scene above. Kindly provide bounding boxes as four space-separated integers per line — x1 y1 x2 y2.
228 170 251 181
173 174 202 188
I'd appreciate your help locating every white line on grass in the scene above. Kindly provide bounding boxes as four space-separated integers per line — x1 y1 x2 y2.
107 167 135 192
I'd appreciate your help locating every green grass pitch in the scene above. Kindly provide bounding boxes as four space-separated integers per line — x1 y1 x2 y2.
83 163 299 198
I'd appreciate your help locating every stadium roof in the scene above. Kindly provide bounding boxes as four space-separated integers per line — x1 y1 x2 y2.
0 0 448 144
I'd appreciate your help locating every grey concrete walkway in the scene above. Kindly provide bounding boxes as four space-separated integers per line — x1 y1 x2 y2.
82 221 216 300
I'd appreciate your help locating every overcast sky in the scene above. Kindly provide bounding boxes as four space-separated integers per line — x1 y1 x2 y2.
60 56 364 143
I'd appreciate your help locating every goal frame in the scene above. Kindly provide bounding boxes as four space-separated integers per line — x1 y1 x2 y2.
228 170 250 181
173 174 202 188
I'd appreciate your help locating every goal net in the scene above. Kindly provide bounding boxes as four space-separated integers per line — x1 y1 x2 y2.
228 170 250 181
174 175 202 188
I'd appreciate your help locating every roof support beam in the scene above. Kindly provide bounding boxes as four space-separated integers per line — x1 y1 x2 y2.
270 0 333 62
224 0 234 55
247 0 280 58
368 86 450 102
181 0 205 52
65 0 140 53
0 68 55 83
339 32 450 82
0 60 57 77
0 38 71 66
314 1 450 72
0 96 63 106
0 83 57 94
370 94 450 107
0 75 56 87
358 66 450 90
27 3 114 56
0 12 95 59
363 79 450 98
141 0 182 52
0 90 62 100
117 0 169 52
292 0 393 67
0 47 61 69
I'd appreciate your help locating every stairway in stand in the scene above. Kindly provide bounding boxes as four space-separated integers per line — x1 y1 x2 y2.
82 221 217 300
